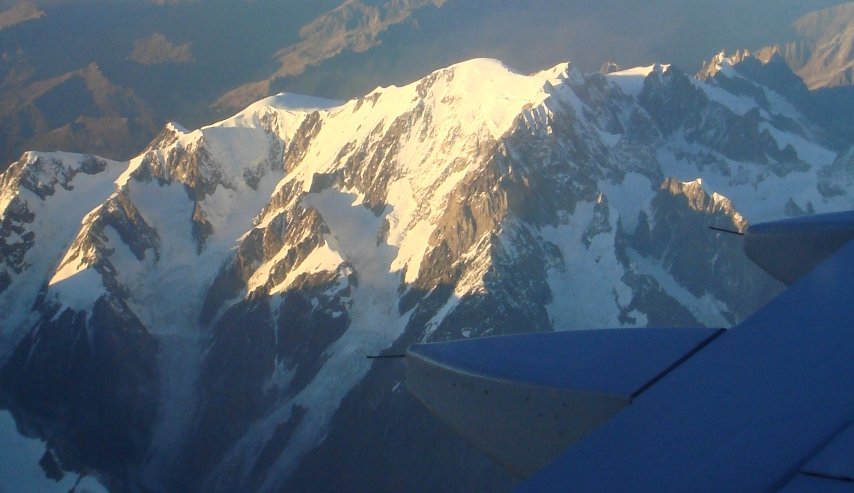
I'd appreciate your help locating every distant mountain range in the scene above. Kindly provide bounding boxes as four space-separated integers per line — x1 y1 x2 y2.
1 41 853 490
757 2 854 89
1 0 852 170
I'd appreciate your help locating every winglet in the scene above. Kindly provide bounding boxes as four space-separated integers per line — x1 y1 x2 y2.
744 211 854 285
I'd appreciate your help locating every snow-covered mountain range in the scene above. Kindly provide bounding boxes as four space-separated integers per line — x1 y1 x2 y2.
1 52 852 491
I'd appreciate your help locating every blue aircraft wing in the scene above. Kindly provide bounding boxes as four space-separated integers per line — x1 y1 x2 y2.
406 211 854 492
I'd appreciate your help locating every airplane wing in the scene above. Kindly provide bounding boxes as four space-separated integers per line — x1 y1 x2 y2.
406 327 723 477
406 211 854 492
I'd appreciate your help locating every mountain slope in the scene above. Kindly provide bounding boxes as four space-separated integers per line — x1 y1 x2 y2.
757 2 854 89
1 54 852 491
0 62 157 166
0 0 42 31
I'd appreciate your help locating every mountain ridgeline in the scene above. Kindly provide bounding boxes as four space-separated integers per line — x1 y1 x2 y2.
0 53 852 491
3 0 852 172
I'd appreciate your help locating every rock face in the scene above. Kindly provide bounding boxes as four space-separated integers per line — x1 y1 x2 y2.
0 55 852 491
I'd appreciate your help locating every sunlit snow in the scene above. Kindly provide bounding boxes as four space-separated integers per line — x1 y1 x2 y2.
606 64 669 96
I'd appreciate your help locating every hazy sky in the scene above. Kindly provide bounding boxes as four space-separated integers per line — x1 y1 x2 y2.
431 0 848 73
274 0 850 99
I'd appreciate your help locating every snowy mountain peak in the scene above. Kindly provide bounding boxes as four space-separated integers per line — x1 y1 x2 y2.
605 64 670 96
212 92 342 140
1 152 111 205
697 50 754 79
